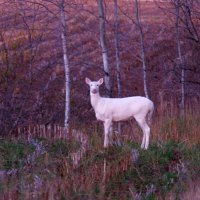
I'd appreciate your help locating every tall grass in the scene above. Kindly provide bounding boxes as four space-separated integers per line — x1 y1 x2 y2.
1 138 199 199
152 104 200 146
0 104 200 200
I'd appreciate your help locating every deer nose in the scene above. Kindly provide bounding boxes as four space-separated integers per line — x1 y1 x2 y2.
91 89 98 94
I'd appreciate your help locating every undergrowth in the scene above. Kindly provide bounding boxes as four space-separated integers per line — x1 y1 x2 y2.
0 138 35 170
0 125 200 199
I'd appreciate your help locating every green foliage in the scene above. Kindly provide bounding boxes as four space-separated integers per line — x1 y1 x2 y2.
48 139 80 157
183 145 200 177
0 139 35 170
106 141 200 199
160 172 177 190
1 136 200 200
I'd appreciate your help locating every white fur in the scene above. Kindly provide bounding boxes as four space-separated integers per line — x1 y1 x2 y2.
85 77 154 149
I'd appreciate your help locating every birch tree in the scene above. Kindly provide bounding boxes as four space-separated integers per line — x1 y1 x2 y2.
114 0 122 134
134 0 149 99
97 0 111 97
114 0 121 98
174 0 185 117
24 0 71 129
59 0 70 130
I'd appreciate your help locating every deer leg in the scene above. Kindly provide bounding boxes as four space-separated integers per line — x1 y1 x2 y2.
141 132 146 149
109 122 113 145
144 125 150 149
104 120 112 148
135 117 150 150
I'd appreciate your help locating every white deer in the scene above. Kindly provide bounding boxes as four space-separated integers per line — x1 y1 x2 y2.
85 77 154 149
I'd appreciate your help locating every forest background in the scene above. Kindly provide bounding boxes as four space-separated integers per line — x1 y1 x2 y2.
0 0 200 199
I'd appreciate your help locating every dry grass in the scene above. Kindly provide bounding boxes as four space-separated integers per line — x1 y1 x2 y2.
1 104 200 200
108 105 200 149
181 179 200 200
167 179 200 200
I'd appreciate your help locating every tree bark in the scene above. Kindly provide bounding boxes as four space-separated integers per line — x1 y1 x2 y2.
114 0 121 98
60 0 70 130
97 0 111 97
175 0 185 117
134 0 149 99
114 0 122 134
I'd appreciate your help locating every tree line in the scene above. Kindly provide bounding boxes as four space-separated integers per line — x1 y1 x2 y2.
0 0 199 134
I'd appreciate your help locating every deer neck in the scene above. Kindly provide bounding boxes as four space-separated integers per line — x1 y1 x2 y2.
90 92 101 110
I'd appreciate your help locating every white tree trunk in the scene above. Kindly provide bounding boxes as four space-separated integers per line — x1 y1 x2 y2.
97 0 111 97
135 0 149 99
175 0 185 117
114 0 121 98
60 0 70 130
114 0 122 134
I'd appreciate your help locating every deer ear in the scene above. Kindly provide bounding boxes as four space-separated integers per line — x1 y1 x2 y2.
98 78 104 85
85 77 91 85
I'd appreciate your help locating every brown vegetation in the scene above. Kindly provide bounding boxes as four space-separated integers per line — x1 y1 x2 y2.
0 1 199 131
